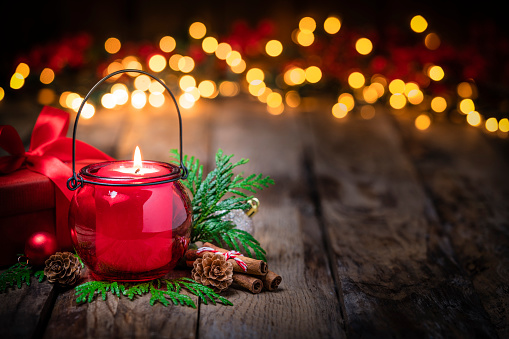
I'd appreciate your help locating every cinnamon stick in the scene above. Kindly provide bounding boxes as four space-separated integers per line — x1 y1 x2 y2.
261 270 282 291
196 242 268 276
232 272 263 294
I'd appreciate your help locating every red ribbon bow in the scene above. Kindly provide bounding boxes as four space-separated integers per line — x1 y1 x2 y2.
0 106 114 249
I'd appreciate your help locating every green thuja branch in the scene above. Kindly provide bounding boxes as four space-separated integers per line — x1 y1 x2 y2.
170 149 274 260
0 262 44 292
74 278 232 307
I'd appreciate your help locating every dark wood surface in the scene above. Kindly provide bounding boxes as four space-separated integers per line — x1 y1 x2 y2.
0 97 508 338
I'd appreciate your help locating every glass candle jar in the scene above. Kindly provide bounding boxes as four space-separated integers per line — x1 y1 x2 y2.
67 69 192 282
69 160 191 281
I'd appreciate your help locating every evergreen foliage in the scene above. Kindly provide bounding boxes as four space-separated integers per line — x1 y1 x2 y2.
171 149 274 260
74 277 232 307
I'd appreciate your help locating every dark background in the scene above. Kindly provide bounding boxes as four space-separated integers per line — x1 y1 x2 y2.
1 0 506 74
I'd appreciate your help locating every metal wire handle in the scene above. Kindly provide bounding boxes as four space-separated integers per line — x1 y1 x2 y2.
67 69 188 191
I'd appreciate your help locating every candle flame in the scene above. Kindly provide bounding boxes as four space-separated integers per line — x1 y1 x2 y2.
134 146 142 170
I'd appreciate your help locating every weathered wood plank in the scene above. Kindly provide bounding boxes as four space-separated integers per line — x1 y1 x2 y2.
197 98 345 339
308 106 497 337
0 277 56 339
43 270 198 339
399 116 509 338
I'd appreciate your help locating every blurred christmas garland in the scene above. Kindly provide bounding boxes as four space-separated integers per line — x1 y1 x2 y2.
1 14 509 135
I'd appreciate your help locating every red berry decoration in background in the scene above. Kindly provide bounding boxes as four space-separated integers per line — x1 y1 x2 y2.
24 232 58 267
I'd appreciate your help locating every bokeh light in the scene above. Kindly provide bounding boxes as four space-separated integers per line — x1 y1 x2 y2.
389 79 405 94
355 38 373 55
425 33 441 50
338 93 355 111
457 82 473 98
16 63 30 78
324 16 341 34
499 118 509 132
285 90 301 108
189 22 207 39
131 90 147 109
415 114 431 130
485 117 498 132
428 65 444 81
246 68 265 84
40 68 55 84
198 80 217 98
459 99 475 114
299 17 316 32
134 74 151 91
431 96 447 112
149 92 165 107
332 103 348 119
101 93 116 109
410 15 428 33
265 40 283 57
0 87 4 101
169 54 183 71
10 73 24 89
105 37 121 54
305 66 322 83
296 30 315 46
178 56 195 73
219 81 239 96
202 37 219 54
466 111 481 126
37 88 56 105
348 72 365 89
148 54 167 72
179 75 196 91
215 43 232 60
389 93 406 109
159 36 176 53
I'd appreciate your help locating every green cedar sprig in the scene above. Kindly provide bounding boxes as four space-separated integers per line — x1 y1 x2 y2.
74 277 232 307
170 149 274 260
0 262 45 292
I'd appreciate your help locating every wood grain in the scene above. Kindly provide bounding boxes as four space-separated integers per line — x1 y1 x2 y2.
308 107 497 337
43 271 198 339
0 278 56 339
197 98 345 339
399 116 509 338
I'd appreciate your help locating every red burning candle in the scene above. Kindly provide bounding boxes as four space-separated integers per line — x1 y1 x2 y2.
67 69 192 282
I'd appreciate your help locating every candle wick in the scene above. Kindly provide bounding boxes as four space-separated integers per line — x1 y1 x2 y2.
135 168 140 174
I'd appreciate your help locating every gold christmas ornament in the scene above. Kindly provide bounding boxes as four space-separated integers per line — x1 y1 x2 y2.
191 252 233 293
245 198 260 217
44 252 82 286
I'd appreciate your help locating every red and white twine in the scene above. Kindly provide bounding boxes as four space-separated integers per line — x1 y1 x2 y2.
196 247 248 272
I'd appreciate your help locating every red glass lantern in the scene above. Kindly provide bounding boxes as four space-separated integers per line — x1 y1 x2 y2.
67 69 192 282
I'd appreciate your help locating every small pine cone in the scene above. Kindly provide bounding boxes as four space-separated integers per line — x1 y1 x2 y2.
44 252 82 286
191 253 233 293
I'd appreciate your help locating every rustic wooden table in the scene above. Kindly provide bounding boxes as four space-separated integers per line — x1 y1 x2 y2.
1 96 508 338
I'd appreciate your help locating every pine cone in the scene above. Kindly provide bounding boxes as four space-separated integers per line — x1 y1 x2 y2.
191 253 233 293
44 252 82 286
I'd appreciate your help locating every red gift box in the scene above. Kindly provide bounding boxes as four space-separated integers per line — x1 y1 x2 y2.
0 106 113 267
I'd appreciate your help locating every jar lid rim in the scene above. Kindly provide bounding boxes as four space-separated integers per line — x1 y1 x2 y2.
79 160 182 185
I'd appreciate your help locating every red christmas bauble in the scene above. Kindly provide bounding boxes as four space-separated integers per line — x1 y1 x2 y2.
25 232 58 267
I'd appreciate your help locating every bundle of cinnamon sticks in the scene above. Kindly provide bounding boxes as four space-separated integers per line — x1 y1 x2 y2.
185 242 282 294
